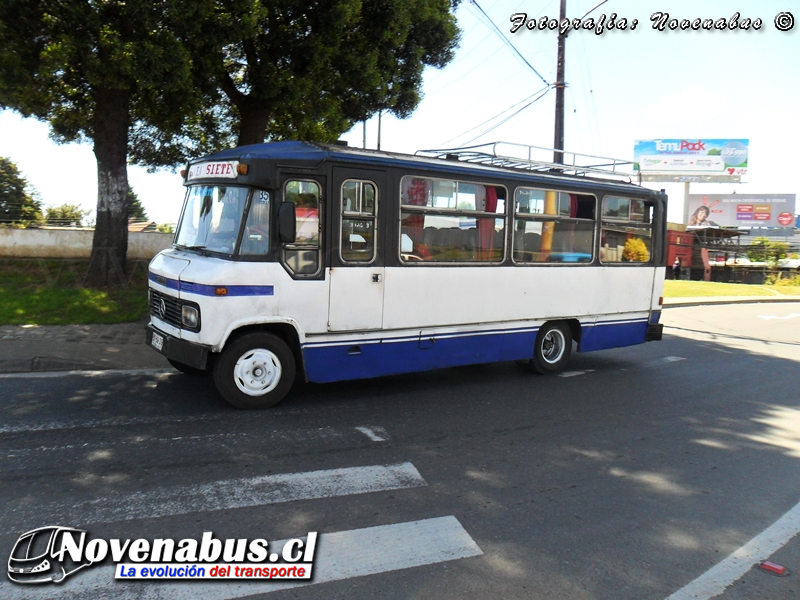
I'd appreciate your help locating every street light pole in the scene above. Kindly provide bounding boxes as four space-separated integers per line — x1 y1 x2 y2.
553 0 567 164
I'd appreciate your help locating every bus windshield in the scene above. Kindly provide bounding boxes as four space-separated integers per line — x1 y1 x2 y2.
175 185 250 255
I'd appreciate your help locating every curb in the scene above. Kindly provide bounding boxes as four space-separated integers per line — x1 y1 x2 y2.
663 297 800 309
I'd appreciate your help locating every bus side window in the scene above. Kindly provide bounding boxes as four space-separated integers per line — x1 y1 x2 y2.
513 188 595 264
283 180 321 275
399 176 506 263
341 180 377 263
600 196 653 263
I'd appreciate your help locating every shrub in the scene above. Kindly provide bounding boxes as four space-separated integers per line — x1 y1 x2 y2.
768 273 800 286
623 237 650 262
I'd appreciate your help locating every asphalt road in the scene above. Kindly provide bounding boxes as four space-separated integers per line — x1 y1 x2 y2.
1 303 799 599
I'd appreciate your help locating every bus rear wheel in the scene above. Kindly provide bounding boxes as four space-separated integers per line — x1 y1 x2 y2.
519 321 572 374
213 332 295 409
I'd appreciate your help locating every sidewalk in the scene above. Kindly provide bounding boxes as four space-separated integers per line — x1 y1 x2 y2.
1 295 798 374
0 319 170 374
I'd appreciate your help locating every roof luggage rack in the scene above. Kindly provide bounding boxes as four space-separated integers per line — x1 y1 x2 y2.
416 141 638 183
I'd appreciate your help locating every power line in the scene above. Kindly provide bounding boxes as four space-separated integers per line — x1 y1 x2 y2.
436 86 551 147
425 44 507 96
579 0 609 20
462 87 551 145
470 0 551 87
448 86 552 148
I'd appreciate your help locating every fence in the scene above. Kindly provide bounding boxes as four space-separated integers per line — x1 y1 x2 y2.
0 227 172 260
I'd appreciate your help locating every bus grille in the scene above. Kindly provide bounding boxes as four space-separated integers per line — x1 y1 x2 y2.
150 290 182 328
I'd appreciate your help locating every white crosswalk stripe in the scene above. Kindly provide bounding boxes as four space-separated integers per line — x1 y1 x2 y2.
7 462 427 531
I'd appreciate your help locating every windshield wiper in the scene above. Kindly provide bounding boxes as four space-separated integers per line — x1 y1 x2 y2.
176 244 211 256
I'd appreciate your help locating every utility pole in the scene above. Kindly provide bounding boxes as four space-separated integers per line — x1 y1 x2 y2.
553 0 567 164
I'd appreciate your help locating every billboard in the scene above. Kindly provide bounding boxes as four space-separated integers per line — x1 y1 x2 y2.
633 139 749 178
687 194 796 228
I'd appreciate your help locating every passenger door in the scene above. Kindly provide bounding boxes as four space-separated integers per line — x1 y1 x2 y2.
328 168 386 331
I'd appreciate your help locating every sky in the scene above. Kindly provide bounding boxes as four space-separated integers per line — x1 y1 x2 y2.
0 0 798 226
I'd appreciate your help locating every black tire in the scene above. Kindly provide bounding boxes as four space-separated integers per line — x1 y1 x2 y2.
213 332 296 409
168 358 207 376
518 321 572 374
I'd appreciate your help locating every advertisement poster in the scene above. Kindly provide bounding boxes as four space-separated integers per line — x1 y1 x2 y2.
687 193 796 228
634 139 749 176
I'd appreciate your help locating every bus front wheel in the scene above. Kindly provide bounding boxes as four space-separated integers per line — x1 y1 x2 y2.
519 321 572 374
213 333 295 409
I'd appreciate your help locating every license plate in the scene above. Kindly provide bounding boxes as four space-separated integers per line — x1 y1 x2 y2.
151 332 164 351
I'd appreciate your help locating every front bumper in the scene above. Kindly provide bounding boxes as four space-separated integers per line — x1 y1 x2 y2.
146 324 210 370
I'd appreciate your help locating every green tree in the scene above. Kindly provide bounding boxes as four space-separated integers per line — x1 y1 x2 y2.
176 0 461 146
45 204 89 226
0 156 43 224
746 237 771 263
1 0 461 285
127 187 148 222
747 236 789 265
0 1 201 285
767 241 789 264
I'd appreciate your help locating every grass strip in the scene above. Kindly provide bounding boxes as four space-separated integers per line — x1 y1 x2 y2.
0 259 149 325
664 280 800 297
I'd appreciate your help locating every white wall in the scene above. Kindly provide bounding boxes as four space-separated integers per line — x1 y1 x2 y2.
0 228 172 260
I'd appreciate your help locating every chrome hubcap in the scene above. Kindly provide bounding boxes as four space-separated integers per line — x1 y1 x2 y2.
541 329 566 364
233 349 282 396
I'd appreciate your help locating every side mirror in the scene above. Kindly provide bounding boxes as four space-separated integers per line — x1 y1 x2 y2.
278 202 296 244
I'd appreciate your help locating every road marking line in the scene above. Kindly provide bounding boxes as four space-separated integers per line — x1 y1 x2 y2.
0 368 174 379
663 356 686 362
355 426 389 441
4 425 363 454
5 431 252 454
0 406 305 434
558 370 585 378
0 413 216 434
758 313 800 320
640 356 687 369
557 369 595 378
7 463 426 530
0 516 481 599
665 498 800 600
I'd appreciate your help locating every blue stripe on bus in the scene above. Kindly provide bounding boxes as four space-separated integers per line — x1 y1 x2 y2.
303 328 539 383
149 273 274 297
301 319 648 383
149 273 182 291
578 319 648 352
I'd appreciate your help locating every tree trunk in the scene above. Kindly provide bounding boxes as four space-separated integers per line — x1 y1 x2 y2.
86 86 130 288
236 102 270 146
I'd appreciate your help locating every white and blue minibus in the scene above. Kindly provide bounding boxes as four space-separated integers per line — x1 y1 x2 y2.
146 141 666 408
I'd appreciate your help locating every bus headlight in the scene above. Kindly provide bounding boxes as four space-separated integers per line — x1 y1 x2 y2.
182 305 199 329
